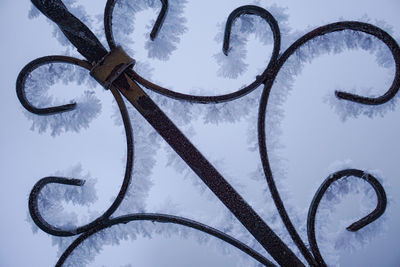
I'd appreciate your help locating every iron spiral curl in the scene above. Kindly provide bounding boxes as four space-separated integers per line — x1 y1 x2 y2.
307 169 387 266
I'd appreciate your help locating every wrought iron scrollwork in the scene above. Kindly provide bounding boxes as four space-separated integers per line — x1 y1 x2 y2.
17 1 399 266
16 56 92 115
307 169 387 266
256 13 399 267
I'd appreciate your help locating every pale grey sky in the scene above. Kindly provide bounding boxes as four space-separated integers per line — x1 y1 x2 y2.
1 0 399 266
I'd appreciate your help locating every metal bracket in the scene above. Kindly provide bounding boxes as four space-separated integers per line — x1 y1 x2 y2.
90 46 135 89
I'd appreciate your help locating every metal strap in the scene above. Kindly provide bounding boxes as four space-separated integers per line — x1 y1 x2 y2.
90 46 135 89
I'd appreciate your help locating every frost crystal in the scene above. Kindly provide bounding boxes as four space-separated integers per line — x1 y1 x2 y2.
23 63 101 136
25 0 396 266
111 0 187 60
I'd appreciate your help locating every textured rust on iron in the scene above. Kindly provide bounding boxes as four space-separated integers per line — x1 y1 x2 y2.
90 46 135 89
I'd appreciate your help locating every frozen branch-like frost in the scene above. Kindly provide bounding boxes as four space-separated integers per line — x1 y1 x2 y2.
25 1 397 266
111 0 187 60
27 164 97 233
306 162 391 265
23 63 101 136
214 3 290 79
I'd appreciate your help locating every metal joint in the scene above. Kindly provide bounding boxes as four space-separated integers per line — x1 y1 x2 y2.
90 46 135 89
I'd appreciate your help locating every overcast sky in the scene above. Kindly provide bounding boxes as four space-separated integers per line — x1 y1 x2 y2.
1 0 400 266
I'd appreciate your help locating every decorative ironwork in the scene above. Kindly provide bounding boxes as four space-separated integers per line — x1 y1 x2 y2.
16 0 399 266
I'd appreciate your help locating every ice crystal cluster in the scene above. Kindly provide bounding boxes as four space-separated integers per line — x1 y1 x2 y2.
25 0 397 266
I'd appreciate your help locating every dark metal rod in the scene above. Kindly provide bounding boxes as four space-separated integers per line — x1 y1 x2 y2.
111 70 304 266
16 56 92 115
27 80 135 238
56 213 277 267
307 169 387 266
255 20 400 267
104 0 169 49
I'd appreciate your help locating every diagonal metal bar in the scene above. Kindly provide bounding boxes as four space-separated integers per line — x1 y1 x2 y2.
111 69 304 266
18 0 400 266
28 0 304 265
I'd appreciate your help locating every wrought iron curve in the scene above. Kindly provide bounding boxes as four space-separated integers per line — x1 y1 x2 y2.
16 0 400 266
307 169 387 266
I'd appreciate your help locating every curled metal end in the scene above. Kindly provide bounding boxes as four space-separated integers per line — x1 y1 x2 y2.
345 172 387 231
16 55 91 115
332 22 400 106
150 0 168 41
274 21 400 107
104 0 169 49
334 86 399 106
28 176 86 237
27 88 135 239
307 169 387 266
222 5 280 56
125 5 281 103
